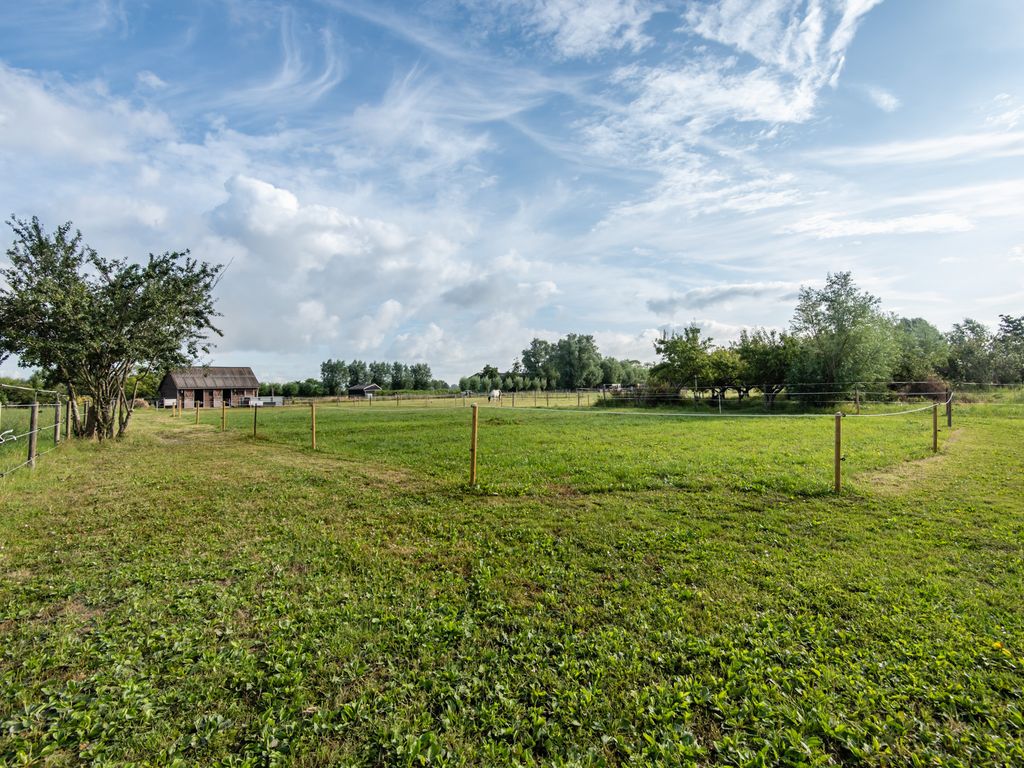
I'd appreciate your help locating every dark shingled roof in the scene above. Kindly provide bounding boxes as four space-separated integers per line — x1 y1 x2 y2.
165 367 260 390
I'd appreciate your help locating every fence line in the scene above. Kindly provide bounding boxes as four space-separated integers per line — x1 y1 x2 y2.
199 390 963 496
0 399 67 480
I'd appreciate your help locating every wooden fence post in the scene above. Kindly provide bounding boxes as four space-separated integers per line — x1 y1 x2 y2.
221 401 227 432
195 403 200 425
577 391 581 407
855 389 860 415
54 400 61 445
311 401 317 450
469 404 479 486
65 399 71 441
252 405 257 438
932 403 938 453
28 403 38 469
834 412 842 493
512 391 516 408
546 391 549 407
946 389 952 427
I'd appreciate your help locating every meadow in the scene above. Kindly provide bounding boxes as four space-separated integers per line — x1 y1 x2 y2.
0 402 59 477
0 399 1022 766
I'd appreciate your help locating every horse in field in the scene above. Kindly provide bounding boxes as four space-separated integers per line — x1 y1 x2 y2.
487 389 501 402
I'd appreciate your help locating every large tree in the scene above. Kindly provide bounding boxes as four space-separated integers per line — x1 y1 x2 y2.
735 328 799 405
320 358 348 395
993 314 1024 384
788 272 896 395
0 217 221 439
521 339 559 390
554 334 602 389
945 318 993 383
410 362 432 390
892 317 948 383
650 325 712 389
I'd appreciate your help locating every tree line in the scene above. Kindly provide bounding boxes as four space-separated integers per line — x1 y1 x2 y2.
458 334 650 392
648 272 1024 402
267 359 450 398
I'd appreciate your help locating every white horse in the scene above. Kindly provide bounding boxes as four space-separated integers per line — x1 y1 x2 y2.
487 389 502 402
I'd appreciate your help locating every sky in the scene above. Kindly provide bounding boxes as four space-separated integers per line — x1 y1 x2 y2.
1 0 1023 384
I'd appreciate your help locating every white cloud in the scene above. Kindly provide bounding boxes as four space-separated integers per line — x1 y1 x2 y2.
647 281 802 315
291 300 341 345
1010 245 1024 263
809 130 1024 165
519 0 655 58
683 0 883 89
0 62 174 164
987 93 1024 130
785 212 974 238
866 85 900 112
223 8 344 111
136 70 167 90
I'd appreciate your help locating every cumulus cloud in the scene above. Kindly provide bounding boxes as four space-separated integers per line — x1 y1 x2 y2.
0 62 173 164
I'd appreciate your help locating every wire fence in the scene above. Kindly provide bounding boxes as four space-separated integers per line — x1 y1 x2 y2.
0 385 67 479
176 388 980 496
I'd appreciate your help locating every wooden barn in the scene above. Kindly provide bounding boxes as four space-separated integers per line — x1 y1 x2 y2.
348 383 382 397
158 367 260 409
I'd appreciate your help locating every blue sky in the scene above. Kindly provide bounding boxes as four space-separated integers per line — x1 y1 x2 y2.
1 0 1022 384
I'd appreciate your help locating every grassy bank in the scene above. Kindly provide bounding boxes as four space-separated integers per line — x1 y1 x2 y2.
1 405 1022 765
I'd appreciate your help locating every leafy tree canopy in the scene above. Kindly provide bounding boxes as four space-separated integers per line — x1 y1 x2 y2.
0 217 221 439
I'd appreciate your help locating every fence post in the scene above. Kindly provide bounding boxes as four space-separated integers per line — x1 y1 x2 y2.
577 391 581 407
932 403 938 452
469 404 479 486
65 398 71 441
28 403 39 469
311 401 317 450
855 389 860 415
54 400 61 445
512 391 516 408
834 412 842 493
195 403 200 425
252 405 257 438
546 391 549 407
221 400 227 432
946 389 952 427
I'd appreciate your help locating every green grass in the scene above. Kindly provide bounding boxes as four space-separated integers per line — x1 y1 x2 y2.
0 403 59 477
0 403 1022 766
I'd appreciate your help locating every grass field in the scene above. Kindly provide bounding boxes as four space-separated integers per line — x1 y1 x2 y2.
1 402 1022 765
0 403 59 477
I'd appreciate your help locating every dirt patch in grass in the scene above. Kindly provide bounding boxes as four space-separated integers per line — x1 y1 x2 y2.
857 428 964 495
38 597 106 626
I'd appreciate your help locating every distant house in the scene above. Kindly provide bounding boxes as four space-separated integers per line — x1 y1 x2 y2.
158 367 260 409
348 383 382 398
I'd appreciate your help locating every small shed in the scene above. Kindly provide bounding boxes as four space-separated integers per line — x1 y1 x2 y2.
158 367 260 409
348 383 382 398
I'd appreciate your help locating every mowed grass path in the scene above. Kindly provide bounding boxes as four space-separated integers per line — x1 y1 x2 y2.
0 405 1022 766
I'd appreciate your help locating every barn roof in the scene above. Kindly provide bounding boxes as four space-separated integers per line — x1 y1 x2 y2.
164 367 260 390
348 382 382 392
